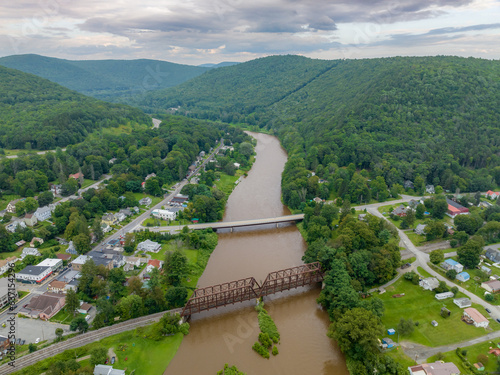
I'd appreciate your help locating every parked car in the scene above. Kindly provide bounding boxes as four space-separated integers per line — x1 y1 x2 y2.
497 318 500 324
111 357 115 365
20 340 25 345
34 338 40 344
486 308 491 313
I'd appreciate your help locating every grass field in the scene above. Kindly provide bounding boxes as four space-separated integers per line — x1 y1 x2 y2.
0 194 21 211
50 308 76 324
378 278 500 347
214 173 241 196
133 193 162 207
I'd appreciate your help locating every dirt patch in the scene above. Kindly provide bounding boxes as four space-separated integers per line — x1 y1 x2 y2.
108 347 117 363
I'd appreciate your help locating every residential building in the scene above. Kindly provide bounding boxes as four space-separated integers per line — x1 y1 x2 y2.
77 302 92 314
123 263 134 272
125 256 142 267
145 173 156 181
15 240 26 247
171 194 189 204
481 265 492 275
408 362 460 375
115 212 126 222
419 277 439 291
101 222 112 233
435 292 454 300
119 208 133 217
358 214 367 221
69 172 84 180
403 180 414 189
34 206 53 221
480 201 493 208
66 240 78 255
481 279 500 293
139 197 152 206
463 307 489 328
19 292 66 320
415 224 427 235
93 364 126 375
0 336 10 351
30 237 43 247
137 239 162 253
48 280 67 293
6 220 26 233
16 266 52 283
441 259 464 273
86 250 116 269
56 253 72 261
453 297 471 308
102 213 118 226
71 255 92 271
392 205 408 217
152 209 177 221
446 198 469 218
147 259 163 269
456 271 470 282
50 184 62 195
6 199 20 214
425 185 435 194
0 278 16 309
486 190 500 199
21 247 41 259
37 258 63 272
485 248 500 263
24 213 38 227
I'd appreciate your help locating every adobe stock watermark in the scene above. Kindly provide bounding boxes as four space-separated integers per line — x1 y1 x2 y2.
6 262 17 368
222 312 259 354
8 0 62 55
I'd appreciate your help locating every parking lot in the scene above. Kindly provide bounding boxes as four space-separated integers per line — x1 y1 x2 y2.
0 317 70 344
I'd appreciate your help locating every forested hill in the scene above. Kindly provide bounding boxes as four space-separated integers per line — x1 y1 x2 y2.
0 65 151 150
0 54 210 101
138 55 500 203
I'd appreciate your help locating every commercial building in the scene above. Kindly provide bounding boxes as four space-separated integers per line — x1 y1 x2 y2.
16 266 52 283
37 258 63 272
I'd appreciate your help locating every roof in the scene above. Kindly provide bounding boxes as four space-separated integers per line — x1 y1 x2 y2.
148 259 161 268
17 266 50 277
0 278 14 297
409 362 460 375
38 258 62 268
56 253 72 261
444 259 459 266
57 270 80 282
93 364 126 375
48 280 67 289
25 292 65 315
457 271 470 280
483 280 500 290
79 302 92 311
73 255 92 265
25 213 33 219
464 307 488 323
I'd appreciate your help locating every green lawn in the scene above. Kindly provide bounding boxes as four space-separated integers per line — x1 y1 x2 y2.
133 193 162 207
214 173 241 196
427 340 499 374
0 194 21 211
377 278 500 347
80 179 96 189
417 266 432 278
50 308 75 324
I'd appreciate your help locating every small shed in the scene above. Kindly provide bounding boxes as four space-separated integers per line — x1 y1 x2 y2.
382 338 395 349
481 265 492 275
474 362 485 371
456 272 470 282
387 328 396 335
435 292 454 300
431 320 438 327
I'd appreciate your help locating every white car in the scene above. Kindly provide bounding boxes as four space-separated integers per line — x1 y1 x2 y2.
34 338 40 344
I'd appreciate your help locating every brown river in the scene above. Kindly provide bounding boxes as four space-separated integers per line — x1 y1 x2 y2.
164 132 348 375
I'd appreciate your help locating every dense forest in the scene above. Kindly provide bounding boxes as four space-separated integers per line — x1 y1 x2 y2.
0 54 210 101
0 65 152 150
136 55 500 206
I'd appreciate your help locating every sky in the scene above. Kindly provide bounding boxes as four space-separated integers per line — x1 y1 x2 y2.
0 0 499 65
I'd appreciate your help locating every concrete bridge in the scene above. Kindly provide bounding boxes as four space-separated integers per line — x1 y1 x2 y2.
140 213 305 233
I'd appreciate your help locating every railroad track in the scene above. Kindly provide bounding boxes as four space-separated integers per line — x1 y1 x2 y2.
0 309 182 375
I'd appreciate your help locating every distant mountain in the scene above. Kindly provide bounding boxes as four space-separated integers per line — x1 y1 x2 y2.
198 62 240 68
0 65 151 150
0 54 210 101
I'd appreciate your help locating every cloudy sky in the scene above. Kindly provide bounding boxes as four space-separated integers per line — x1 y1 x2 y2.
1 0 499 65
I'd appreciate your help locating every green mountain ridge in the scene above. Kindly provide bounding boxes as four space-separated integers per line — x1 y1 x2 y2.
0 54 210 101
0 65 151 150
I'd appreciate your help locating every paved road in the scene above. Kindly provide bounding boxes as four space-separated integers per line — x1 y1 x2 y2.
2 148 67 159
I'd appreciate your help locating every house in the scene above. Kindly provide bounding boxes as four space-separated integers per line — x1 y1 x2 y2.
408 362 460 375
0 336 10 351
86 250 116 270
102 213 118 226
481 279 500 293
0 278 16 309
30 237 44 247
199 151 205 157
145 173 156 181
453 297 471 308
139 197 152 206
24 213 38 227
56 253 72 261
115 212 127 222
37 258 63 272
123 263 134 272
392 205 408 217
108 158 117 164
19 292 66 320
152 209 177 221
69 172 84 180
481 265 492 275
441 259 464 273
463 307 489 328
456 271 470 282
147 259 162 269
77 302 92 314
5 220 26 233
171 194 189 204
15 240 26 248
93 364 125 375
480 201 493 208
485 248 500 263
404 180 414 190
446 198 469 218
16 265 52 283
408 199 420 209
486 190 500 199
233 162 240 169
137 239 161 253
358 214 367 221
21 247 41 259
419 277 439 291
119 208 133 217
34 206 53 221
50 184 62 195
48 280 67 293
71 255 92 271
415 224 427 235
6 199 20 214
125 256 142 267
101 222 112 234
425 185 435 194
435 292 454 300
66 240 78 255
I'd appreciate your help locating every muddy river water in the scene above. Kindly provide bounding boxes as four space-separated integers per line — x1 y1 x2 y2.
164 132 348 375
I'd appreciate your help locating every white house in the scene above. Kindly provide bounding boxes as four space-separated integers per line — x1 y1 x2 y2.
139 197 152 206
486 190 500 199
152 209 177 221
5 220 26 233
456 271 470 282
435 292 454 300
441 259 464 273
453 298 471 308
93 364 125 375
419 277 439 291
115 212 127 222
125 256 142 267
137 239 161 253
463 307 489 328
34 206 53 221
21 247 41 259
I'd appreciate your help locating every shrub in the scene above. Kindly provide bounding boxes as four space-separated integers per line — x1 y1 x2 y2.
446 269 457 280
450 239 459 248
272 346 279 356
435 352 445 360
258 332 272 349
485 293 495 302
252 342 270 359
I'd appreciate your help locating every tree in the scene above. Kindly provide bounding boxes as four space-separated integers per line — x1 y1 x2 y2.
405 208 416 227
90 346 108 366
70 315 89 333
455 214 481 235
328 307 383 361
73 233 91 254
65 289 79 317
457 238 483 269
145 178 162 196
446 269 457 280
37 191 54 207
55 328 64 342
24 197 38 213
397 318 415 336
28 343 37 353
116 294 144 320
415 204 425 219
165 287 188 308
15 200 26 216
432 198 448 219
164 250 189 286
429 250 444 265
92 218 104 243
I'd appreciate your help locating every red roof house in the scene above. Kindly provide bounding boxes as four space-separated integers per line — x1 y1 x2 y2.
486 190 500 199
69 172 84 180
147 259 162 269
446 198 469 218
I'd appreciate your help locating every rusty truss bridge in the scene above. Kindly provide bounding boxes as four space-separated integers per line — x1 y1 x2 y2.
181 262 323 317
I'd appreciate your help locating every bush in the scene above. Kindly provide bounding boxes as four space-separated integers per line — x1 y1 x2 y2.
258 332 272 349
435 352 445 360
252 342 270 359
450 239 459 248
445 269 457 280
485 293 495 302
451 286 459 295
272 346 279 356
